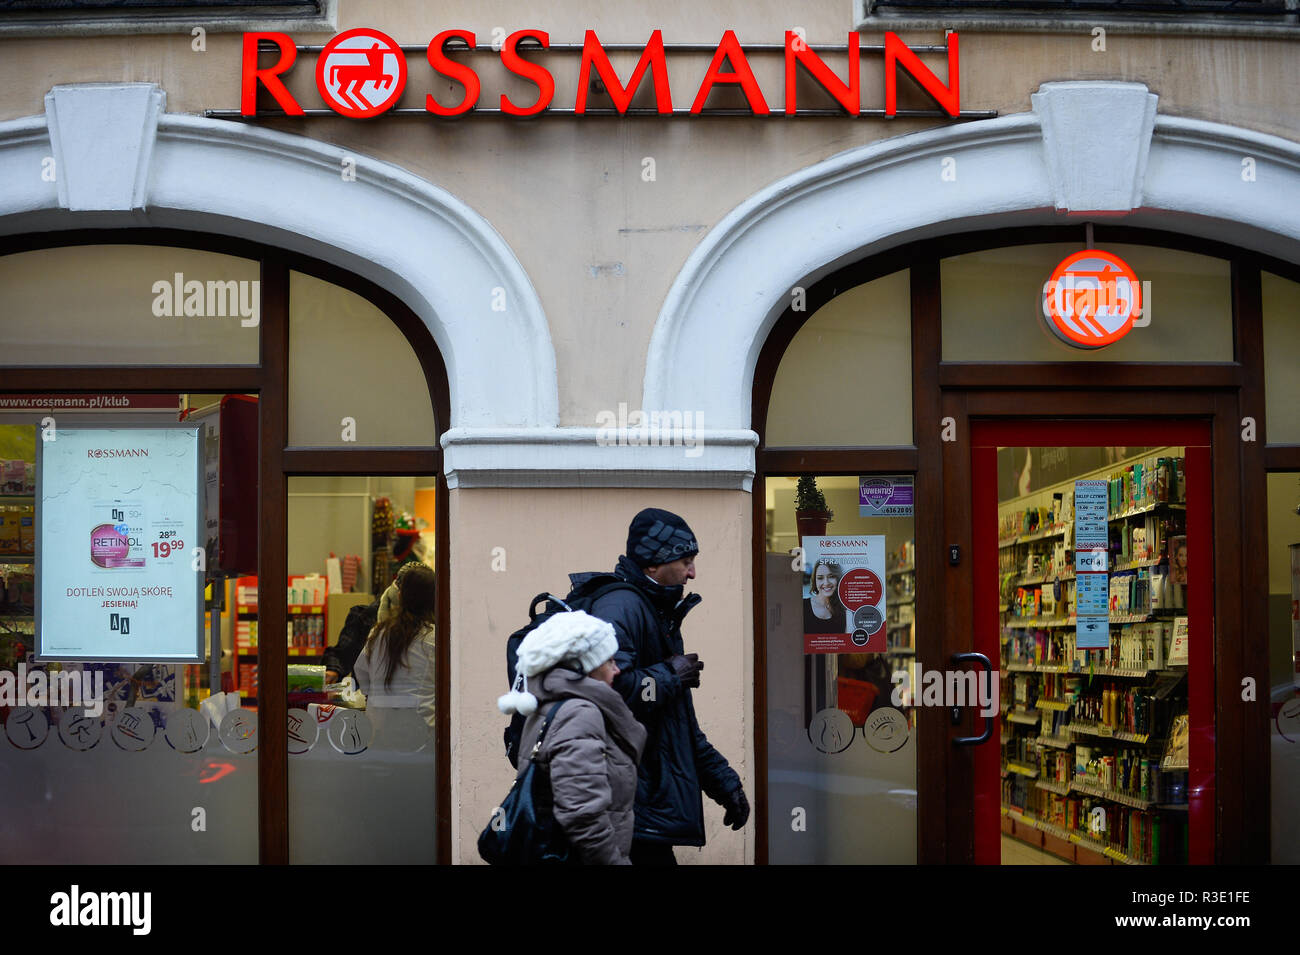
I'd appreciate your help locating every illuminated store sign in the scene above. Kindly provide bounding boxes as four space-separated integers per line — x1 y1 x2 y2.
1042 250 1143 349
240 28 967 119
36 427 204 663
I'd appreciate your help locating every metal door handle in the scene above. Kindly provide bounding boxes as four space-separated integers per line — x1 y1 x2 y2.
951 651 995 746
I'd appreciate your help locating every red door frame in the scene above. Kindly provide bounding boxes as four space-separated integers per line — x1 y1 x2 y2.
971 419 1214 864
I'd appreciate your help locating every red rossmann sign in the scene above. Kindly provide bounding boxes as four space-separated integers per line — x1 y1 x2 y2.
241 29 962 119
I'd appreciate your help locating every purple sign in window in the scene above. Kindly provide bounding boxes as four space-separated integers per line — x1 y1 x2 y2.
859 476 914 517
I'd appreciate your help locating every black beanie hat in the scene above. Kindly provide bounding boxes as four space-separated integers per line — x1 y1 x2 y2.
627 508 699 568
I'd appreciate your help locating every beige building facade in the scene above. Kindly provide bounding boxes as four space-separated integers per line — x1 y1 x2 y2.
1 0 1297 865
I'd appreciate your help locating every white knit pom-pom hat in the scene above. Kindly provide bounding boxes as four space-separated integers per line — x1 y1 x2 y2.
497 610 618 716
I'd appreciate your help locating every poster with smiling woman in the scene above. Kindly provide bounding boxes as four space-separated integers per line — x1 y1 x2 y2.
800 535 887 654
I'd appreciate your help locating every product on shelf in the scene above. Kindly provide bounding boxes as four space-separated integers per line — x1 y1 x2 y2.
0 507 20 553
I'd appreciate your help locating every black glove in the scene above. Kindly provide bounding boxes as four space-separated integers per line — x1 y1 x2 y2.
721 787 750 830
666 653 703 689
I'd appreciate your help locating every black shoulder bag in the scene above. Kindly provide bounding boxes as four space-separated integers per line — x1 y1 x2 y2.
478 700 579 866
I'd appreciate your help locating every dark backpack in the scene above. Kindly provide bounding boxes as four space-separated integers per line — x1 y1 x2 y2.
502 574 646 768
478 700 579 866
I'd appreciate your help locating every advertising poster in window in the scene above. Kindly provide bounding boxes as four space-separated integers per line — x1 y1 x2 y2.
36 426 204 662
801 535 886 654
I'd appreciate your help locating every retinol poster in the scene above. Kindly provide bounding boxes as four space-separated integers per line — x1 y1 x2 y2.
36 427 204 662
800 535 887 654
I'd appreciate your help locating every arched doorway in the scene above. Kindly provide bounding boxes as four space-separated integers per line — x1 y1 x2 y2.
746 224 1297 863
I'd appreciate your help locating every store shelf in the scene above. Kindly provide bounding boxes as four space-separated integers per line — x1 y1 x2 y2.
1069 778 1156 810
1006 709 1041 726
1034 779 1071 796
1001 806 1148 865
1111 557 1167 572
885 647 915 656
1009 571 1068 587
1004 662 1070 673
237 647 322 658
891 595 915 605
1108 501 1185 522
1089 665 1157 679
1160 758 1189 772
1008 612 1169 629
1004 660 1155 679
1034 698 1072 712
0 554 34 564
1005 760 1038 778
0 495 35 503
1036 735 1074 749
999 526 1067 549
886 564 915 579
1069 721 1149 744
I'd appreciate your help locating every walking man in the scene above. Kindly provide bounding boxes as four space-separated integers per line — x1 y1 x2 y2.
588 507 749 864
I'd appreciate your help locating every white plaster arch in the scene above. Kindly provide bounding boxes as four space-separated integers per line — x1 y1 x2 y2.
0 83 557 432
646 81 1300 435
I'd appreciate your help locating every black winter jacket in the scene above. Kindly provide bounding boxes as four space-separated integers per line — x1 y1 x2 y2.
321 600 378 681
583 555 742 846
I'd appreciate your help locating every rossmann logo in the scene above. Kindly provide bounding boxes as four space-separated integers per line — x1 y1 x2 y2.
87 449 149 459
240 28 966 120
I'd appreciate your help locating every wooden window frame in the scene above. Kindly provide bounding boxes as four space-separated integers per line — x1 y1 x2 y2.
0 229 452 865
751 224 1294 864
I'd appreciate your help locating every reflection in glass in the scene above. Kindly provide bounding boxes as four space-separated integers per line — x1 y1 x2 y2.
287 475 438 864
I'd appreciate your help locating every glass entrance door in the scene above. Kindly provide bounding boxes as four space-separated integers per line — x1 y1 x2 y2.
971 421 1214 865
763 475 919 864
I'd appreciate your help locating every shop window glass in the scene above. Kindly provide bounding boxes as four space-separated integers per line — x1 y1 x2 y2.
0 246 259 366
286 475 438 863
941 244 1232 362
288 272 437 447
764 474 917 863
1262 272 1300 445
1266 472 1300 863
0 397 259 863
766 270 912 447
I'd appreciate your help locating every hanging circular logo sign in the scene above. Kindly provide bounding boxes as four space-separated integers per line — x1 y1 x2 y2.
315 28 407 119
1042 250 1141 349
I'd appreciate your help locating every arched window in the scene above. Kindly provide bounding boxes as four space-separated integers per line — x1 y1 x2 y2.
0 232 450 864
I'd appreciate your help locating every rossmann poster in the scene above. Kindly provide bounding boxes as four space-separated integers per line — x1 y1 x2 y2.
800 535 887 654
36 427 204 662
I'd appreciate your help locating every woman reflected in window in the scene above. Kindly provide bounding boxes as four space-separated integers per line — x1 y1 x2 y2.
355 561 436 729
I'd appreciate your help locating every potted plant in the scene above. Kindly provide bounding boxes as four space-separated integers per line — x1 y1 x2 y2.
794 476 833 539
